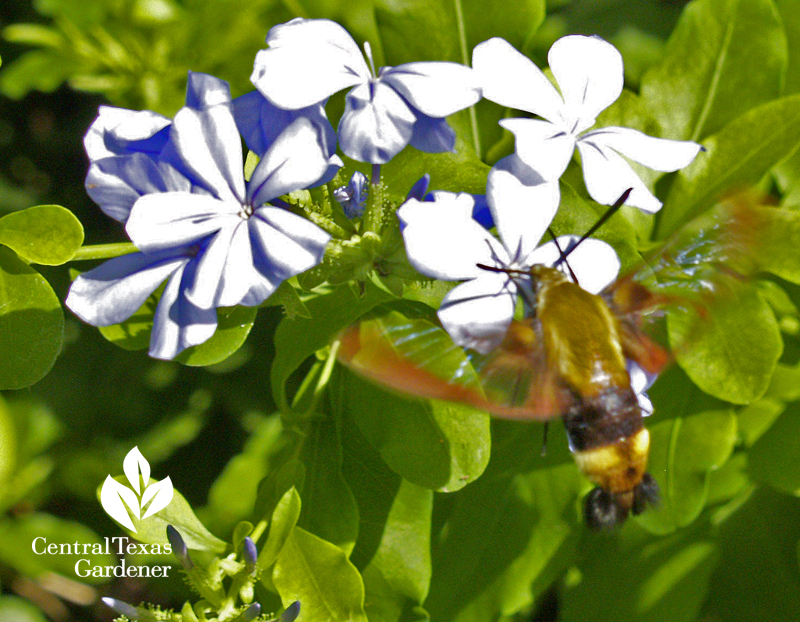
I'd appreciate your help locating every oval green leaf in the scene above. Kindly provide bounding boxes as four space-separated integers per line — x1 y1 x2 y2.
637 410 737 535
668 281 782 404
641 0 787 142
0 204 84 265
272 526 368 622
0 247 63 389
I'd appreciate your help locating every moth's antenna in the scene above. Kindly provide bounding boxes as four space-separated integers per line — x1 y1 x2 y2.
555 188 633 265
547 228 579 283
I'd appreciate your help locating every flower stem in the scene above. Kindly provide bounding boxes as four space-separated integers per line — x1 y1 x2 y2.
71 243 138 261
453 0 481 156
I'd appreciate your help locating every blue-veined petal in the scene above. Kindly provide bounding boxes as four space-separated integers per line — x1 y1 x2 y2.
398 193 505 281
247 117 336 206
528 236 620 293
86 153 174 223
548 35 623 131
149 260 218 360
583 126 702 172
488 157 559 261
127 192 240 252
233 91 337 170
381 62 480 117
66 250 188 326
252 18 369 109
246 206 331 303
472 37 563 122
409 113 456 153
182 220 250 309
438 272 517 354
338 81 416 163
170 75 245 203
576 139 663 212
84 106 171 160
499 118 576 180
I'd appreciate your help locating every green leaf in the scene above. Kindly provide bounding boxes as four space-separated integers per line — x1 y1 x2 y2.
0 205 84 265
774 0 800 95
640 0 787 142
562 527 719 622
176 306 257 366
748 402 800 495
362 480 432 622
667 281 782 404
704 487 800 622
99 294 256 366
340 413 403 571
272 526 368 622
427 461 581 622
339 369 490 492
374 0 460 64
659 94 800 235
0 246 63 389
298 411 360 554
98 477 226 553
0 397 16 493
742 207 800 285
271 282 395 414
637 410 737 535
259 487 302 570
461 0 545 55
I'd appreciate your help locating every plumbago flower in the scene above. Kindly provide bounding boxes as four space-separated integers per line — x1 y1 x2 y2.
472 35 702 212
67 72 339 359
250 18 481 164
397 159 620 353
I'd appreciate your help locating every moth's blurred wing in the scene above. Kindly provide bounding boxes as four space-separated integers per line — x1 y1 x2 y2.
337 304 572 420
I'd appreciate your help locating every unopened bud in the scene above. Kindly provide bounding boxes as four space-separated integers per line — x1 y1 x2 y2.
101 597 140 620
166 525 193 570
282 601 301 622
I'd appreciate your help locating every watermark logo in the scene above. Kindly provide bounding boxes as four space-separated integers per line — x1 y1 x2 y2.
100 446 173 532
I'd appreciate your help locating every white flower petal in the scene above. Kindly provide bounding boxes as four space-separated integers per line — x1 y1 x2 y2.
528 236 620 293
499 118 576 180
149 261 218 360
171 91 245 203
472 37 564 121
438 274 516 354
398 193 504 281
487 157 559 260
584 126 702 172
127 192 240 252
381 62 480 117
338 81 416 163
248 117 332 206
577 140 663 212
252 18 369 109
66 251 187 326
548 35 623 130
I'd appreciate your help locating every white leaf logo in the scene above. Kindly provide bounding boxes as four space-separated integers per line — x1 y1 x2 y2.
100 447 174 532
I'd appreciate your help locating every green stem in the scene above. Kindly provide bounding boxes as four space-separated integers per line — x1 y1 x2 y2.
453 0 481 156
71 243 138 261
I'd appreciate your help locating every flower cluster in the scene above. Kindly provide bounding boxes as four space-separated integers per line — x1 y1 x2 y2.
67 18 701 360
